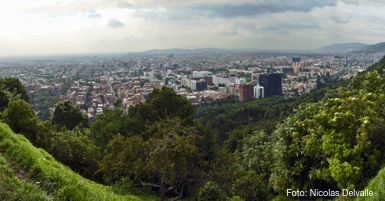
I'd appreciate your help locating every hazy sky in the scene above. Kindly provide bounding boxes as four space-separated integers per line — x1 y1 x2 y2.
1 0 385 56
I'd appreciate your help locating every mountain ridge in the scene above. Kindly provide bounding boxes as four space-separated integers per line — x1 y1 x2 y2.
350 42 385 55
316 42 369 53
121 48 264 56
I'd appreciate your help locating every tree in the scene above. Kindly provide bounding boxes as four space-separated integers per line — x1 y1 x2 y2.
0 77 30 112
128 86 195 137
49 128 101 180
113 99 121 108
231 131 275 200
99 117 203 201
51 100 89 130
271 102 337 194
89 108 140 150
142 117 202 201
272 71 385 193
197 181 227 201
2 100 37 140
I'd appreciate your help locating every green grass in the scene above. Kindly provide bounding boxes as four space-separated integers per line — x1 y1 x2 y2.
0 153 54 201
271 195 333 201
0 122 158 201
355 166 385 201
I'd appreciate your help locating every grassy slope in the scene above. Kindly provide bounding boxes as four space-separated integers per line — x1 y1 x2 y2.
0 122 157 201
355 167 385 201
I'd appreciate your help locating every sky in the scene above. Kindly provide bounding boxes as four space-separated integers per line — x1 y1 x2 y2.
1 0 385 56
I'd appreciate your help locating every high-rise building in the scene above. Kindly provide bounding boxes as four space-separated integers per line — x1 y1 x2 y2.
259 73 282 97
196 79 207 91
330 56 341 65
163 77 176 85
239 83 254 103
254 85 264 98
189 80 197 90
341 56 347 65
292 62 300 73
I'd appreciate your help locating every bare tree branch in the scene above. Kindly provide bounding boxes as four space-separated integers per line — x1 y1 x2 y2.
139 179 160 188
320 155 330 161
171 184 185 201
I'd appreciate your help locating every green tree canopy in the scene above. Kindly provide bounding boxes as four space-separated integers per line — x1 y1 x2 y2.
51 100 89 130
0 77 30 112
231 130 275 200
99 117 202 201
2 100 37 140
127 86 195 138
272 70 385 194
89 108 141 150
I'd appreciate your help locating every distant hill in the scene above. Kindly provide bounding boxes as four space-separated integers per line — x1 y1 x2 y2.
349 42 385 55
316 42 368 53
121 48 262 56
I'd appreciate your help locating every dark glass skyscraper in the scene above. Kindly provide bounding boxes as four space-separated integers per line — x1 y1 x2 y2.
259 73 282 97
196 79 207 91
292 57 300 63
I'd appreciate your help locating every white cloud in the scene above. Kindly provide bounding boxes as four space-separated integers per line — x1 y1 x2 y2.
116 0 133 8
1 0 385 55
107 18 124 28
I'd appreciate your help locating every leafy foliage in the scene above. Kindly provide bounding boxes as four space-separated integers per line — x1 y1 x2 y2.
197 181 227 201
2 100 37 139
272 70 385 194
128 86 195 136
99 117 202 201
51 100 89 130
89 108 140 150
0 122 156 201
31 91 59 121
231 131 276 200
0 77 30 112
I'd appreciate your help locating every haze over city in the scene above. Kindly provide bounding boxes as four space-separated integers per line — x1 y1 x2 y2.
2 0 385 56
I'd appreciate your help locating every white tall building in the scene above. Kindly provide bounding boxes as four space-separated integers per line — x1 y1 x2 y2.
181 77 190 87
213 75 239 87
189 80 197 90
213 75 228 86
254 85 264 98
236 78 246 84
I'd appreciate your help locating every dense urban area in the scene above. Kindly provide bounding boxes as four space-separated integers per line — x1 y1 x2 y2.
0 51 382 122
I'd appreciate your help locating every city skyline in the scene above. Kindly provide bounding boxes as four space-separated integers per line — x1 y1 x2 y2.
1 0 385 56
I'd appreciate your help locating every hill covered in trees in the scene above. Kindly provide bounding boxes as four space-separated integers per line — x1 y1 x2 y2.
316 42 368 53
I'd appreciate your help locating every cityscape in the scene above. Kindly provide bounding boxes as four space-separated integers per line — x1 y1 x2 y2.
0 50 382 123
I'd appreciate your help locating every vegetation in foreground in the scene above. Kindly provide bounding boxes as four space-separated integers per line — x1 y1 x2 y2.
0 122 157 201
